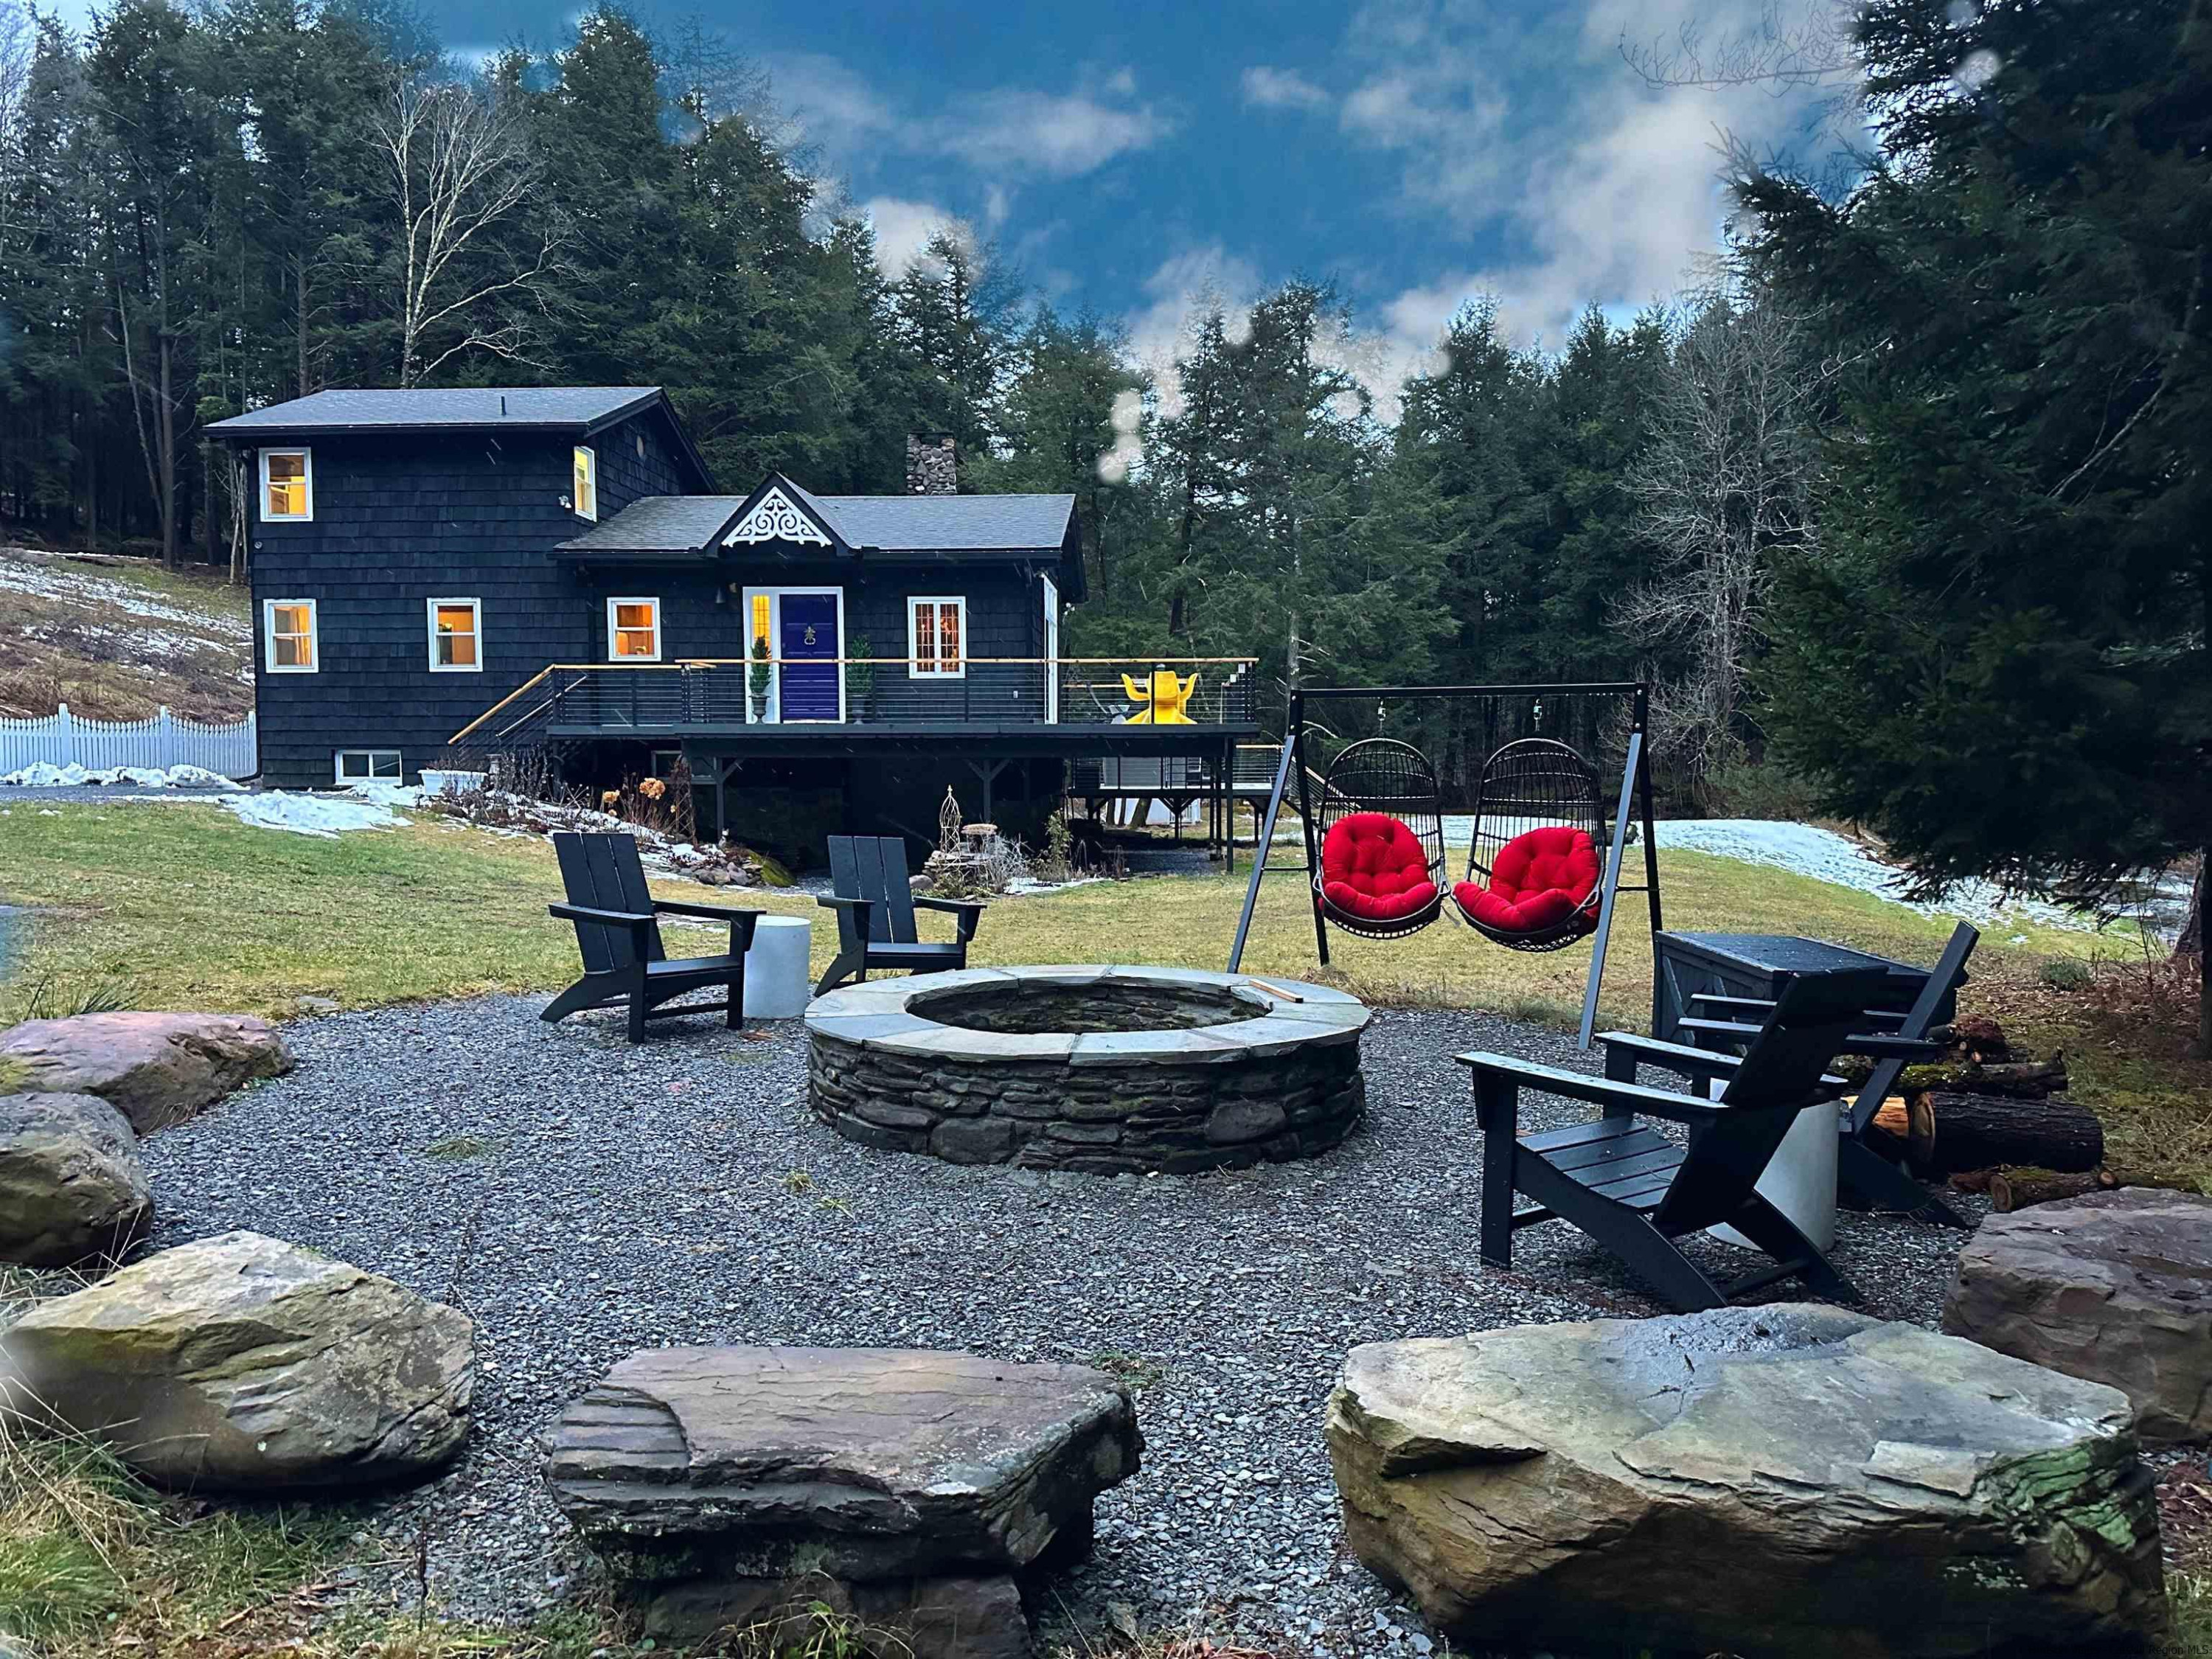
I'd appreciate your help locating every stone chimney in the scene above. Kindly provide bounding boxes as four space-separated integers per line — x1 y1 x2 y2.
905 434 958 495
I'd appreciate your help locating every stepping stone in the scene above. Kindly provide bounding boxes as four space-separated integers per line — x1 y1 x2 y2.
1944 1188 2212 1444
0 1010 291 1133
546 1346 1141 1657
0 1091 152 1267
1326 1304 2166 1658
2 1230 473 1489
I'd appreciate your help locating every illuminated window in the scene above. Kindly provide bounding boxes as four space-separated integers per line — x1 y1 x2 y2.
427 597 482 672
907 597 965 677
751 592 771 653
260 449 312 521
572 446 597 521
264 598 318 672
607 597 660 661
335 750 402 783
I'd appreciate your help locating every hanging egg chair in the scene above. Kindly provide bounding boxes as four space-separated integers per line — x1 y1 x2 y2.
1314 738 1447 939
1452 737 1606 952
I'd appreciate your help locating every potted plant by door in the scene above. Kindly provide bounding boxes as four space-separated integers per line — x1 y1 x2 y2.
748 634 772 723
846 636 876 723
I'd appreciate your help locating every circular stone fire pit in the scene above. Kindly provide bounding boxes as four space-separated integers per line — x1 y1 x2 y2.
805 966 1368 1173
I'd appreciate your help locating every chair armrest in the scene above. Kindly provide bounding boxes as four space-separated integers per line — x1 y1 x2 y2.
1601 1033 1849 1097
915 896 986 942
651 897 766 922
1456 1051 1733 1122
816 895 872 911
549 902 654 936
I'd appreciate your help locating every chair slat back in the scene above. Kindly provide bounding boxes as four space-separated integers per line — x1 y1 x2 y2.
1848 923 1978 1134
1656 967 1890 1231
827 836 921 945
553 831 665 970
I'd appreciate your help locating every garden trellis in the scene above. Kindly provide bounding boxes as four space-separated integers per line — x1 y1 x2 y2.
1229 682 1662 1048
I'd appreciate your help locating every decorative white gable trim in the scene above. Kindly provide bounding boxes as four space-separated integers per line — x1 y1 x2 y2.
724 485 831 549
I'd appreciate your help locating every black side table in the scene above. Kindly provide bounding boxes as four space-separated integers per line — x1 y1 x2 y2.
1652 931 1957 1044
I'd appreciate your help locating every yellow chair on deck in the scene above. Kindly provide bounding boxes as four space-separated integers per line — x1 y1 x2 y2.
1120 669 1200 725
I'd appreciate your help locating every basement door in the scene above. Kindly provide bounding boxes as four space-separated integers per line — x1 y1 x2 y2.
778 591 843 722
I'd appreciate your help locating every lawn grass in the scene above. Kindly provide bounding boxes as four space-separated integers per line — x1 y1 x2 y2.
1 801 2206 1649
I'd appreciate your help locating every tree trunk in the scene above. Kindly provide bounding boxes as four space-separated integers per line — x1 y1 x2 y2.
1921 1091 2104 1177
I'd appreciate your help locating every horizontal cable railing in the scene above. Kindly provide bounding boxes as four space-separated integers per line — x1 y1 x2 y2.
451 658 1260 745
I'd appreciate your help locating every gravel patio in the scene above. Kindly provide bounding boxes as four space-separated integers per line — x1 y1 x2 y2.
137 995 1983 1655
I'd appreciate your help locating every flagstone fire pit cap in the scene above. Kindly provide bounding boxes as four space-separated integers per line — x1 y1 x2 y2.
804 964 1368 1068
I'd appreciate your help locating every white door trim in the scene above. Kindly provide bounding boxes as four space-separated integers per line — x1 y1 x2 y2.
1041 573 1061 725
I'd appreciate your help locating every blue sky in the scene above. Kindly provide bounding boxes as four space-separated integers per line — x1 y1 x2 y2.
58 0 1835 400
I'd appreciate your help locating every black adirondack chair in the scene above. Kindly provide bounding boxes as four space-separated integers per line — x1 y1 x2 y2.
544 830 764 1043
1460 967 1939 1312
814 835 985 995
1660 922 1980 1227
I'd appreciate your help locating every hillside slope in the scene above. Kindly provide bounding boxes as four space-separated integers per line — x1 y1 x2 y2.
0 545 253 723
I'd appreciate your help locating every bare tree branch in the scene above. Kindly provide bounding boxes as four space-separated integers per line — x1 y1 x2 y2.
1621 0 1858 91
372 77 560 386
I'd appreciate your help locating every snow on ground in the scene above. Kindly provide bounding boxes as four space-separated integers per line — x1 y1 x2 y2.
217 791 409 838
1 762 239 787
0 547 252 641
1649 819 2093 932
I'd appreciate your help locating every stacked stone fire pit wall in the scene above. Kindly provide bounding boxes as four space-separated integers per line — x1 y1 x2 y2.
806 967 1368 1174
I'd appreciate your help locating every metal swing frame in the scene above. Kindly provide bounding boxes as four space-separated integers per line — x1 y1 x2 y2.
1228 682 1663 1049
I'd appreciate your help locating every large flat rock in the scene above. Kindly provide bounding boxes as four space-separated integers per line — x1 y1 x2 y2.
1 1230 473 1489
546 1346 1141 1582
0 1091 152 1267
1945 1189 2212 1444
0 1011 291 1133
1326 1305 2165 1658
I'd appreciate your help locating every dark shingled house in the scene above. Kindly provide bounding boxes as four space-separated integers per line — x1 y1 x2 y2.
209 389 1256 858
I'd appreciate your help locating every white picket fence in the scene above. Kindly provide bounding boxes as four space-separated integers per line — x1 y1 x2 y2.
0 703 257 779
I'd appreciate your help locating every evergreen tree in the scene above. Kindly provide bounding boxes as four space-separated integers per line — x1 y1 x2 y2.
1739 0 2211 1038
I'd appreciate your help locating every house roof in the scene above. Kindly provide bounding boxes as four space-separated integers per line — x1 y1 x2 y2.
207 386 667 434
557 481 1077 560
206 386 716 492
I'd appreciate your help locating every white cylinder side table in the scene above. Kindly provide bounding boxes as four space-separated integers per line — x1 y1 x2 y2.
743 915 813 1018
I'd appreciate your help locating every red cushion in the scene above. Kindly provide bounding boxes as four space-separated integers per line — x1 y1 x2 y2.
1453 825 1600 935
1321 813 1438 922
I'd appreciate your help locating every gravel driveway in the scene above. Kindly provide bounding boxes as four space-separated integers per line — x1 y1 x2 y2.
138 995 1980 1655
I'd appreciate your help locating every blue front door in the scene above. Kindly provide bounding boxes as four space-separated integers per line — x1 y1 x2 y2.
778 594 840 721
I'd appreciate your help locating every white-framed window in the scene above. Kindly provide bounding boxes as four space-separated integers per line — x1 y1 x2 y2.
263 598 319 673
607 596 661 661
335 749 402 783
572 445 597 521
426 597 483 672
260 448 313 521
907 595 966 678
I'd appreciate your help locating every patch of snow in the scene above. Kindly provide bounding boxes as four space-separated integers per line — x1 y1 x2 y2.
1004 874 1109 897
1652 819 2096 932
218 792 409 838
0 549 253 641
1 762 240 788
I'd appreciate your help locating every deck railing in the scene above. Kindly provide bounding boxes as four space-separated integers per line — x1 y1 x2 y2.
451 658 1260 746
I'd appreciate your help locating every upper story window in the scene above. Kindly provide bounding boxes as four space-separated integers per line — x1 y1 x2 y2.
607 597 661 661
264 599 318 672
428 598 482 672
908 596 966 678
572 445 597 521
260 449 312 521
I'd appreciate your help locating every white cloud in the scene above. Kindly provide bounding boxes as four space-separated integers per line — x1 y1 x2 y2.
766 51 901 156
1125 246 1262 417
936 86 1172 178
1339 0 1825 345
1240 66 1329 111
861 198 975 279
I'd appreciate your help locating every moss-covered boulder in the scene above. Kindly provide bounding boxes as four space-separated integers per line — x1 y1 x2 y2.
1 1230 471 1490
0 1091 152 1266
1326 1305 2166 1657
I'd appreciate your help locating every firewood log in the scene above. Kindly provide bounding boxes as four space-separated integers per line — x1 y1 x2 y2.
1987 1166 2203 1211
1899 1057 2069 1099
1871 1094 1936 1169
1921 1091 2104 1177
